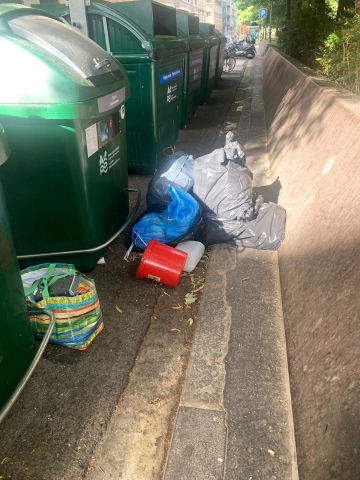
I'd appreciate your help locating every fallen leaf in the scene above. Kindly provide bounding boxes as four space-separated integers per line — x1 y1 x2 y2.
188 318 194 325
224 123 237 131
177 356 181 361
115 306 123 313
172 305 183 310
185 293 197 305
263 170 270 175
171 328 180 332
241 277 250 283
192 284 204 293
1 458 8 465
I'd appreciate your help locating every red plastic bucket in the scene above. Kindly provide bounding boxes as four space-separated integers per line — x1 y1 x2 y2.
136 239 188 288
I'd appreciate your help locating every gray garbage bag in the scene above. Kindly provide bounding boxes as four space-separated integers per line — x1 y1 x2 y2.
147 151 194 207
202 202 286 250
193 132 258 220
223 131 246 166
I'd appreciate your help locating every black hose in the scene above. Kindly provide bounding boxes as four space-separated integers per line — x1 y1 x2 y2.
0 309 56 424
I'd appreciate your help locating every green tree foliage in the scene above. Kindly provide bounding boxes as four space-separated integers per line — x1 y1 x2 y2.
318 14 360 94
236 0 288 28
277 5 335 67
327 0 339 15
237 5 258 24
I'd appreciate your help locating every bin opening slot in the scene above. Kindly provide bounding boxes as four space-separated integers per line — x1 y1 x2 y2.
207 24 215 36
201 23 215 36
152 3 176 37
188 16 199 36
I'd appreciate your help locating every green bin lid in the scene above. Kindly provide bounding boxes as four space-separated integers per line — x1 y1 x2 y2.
35 1 187 61
215 28 227 44
199 22 219 47
100 0 187 58
0 4 129 119
176 11 206 50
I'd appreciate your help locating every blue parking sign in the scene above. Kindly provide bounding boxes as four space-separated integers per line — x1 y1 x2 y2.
259 8 267 18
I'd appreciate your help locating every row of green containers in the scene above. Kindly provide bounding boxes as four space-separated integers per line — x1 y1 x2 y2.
0 3 225 275
0 2 226 272
36 0 227 174
0 3 226 412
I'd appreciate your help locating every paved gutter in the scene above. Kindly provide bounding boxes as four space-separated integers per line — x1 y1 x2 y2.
163 57 298 480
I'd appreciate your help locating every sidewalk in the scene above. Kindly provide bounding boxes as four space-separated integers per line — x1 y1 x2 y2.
163 57 299 480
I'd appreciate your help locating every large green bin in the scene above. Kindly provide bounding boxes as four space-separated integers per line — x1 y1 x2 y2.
0 124 36 410
0 5 130 271
37 0 187 174
199 23 219 105
176 12 205 128
214 29 227 86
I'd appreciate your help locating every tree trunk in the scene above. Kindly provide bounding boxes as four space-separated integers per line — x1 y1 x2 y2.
285 0 291 22
337 0 355 18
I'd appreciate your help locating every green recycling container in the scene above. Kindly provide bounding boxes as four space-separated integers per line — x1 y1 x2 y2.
199 23 219 105
176 12 205 128
0 4 130 271
0 124 36 410
37 0 187 174
214 29 227 86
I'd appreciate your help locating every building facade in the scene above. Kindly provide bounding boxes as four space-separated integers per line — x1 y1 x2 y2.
221 0 236 35
205 0 222 31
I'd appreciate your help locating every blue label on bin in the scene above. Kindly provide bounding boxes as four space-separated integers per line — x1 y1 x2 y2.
190 57 202 67
159 67 183 84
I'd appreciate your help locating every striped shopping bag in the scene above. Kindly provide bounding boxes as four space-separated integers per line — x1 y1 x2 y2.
22 263 103 350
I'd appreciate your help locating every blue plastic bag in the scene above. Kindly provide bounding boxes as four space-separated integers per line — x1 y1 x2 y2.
132 186 199 249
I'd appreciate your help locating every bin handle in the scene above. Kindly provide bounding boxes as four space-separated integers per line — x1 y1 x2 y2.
17 188 141 261
0 309 56 425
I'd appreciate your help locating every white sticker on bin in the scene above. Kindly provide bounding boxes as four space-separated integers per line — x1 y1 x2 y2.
85 123 98 157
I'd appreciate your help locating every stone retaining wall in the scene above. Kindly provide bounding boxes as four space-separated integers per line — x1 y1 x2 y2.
262 47 360 480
